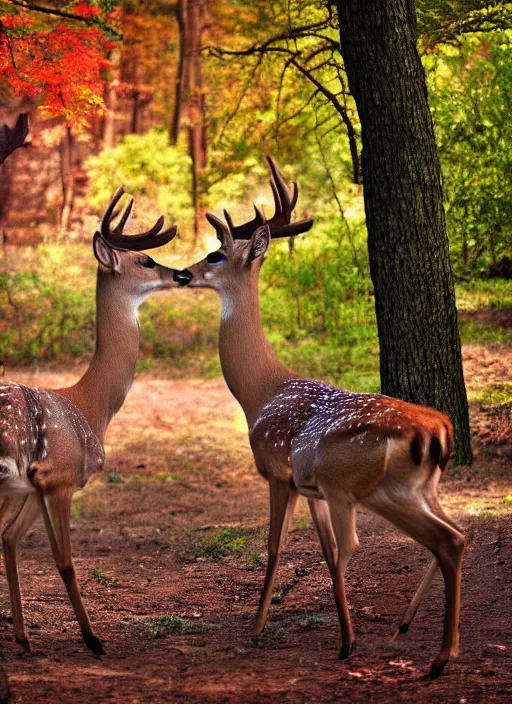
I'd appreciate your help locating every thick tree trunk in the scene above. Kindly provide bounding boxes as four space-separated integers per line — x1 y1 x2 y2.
336 0 472 463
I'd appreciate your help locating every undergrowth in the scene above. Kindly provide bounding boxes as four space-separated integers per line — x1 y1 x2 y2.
1 242 510 395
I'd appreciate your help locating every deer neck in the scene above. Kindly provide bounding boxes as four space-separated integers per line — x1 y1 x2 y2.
218 267 292 427
60 272 140 442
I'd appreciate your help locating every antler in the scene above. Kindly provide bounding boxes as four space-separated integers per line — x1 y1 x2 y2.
101 187 177 251
222 155 313 240
205 211 234 255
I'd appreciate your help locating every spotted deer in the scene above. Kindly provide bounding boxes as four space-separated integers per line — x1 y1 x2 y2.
0 189 179 654
174 157 465 679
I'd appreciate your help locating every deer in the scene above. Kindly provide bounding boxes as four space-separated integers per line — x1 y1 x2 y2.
0 188 180 654
173 156 465 679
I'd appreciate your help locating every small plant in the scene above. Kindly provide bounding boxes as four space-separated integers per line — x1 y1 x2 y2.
298 614 325 628
91 568 113 586
293 516 311 529
198 528 247 560
107 472 124 484
251 624 288 649
142 616 187 639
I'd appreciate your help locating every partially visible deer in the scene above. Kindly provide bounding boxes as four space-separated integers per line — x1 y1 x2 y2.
0 188 179 653
174 157 465 679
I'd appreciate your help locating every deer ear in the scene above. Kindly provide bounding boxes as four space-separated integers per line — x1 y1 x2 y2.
93 232 120 273
246 224 271 263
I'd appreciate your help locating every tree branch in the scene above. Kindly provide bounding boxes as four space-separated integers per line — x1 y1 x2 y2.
289 58 361 184
7 0 122 39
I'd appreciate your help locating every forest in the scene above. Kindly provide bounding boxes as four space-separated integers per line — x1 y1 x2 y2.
0 1 511 702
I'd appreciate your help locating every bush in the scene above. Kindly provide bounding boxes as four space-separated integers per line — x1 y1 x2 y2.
86 128 195 239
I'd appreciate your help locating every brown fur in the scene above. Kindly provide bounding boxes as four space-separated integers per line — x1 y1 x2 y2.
0 239 178 654
181 217 464 679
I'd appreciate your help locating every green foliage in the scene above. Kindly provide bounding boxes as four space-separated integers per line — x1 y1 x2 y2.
107 472 124 484
472 383 512 405
196 528 248 560
260 231 379 390
91 568 113 586
86 128 195 238
141 615 187 639
426 35 512 275
0 244 95 363
455 279 512 311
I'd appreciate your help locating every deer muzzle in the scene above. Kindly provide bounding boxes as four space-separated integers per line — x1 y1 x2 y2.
173 269 193 286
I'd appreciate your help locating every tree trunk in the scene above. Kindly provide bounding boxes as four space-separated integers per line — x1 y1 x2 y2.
103 47 120 150
170 0 207 241
60 125 74 232
336 0 472 463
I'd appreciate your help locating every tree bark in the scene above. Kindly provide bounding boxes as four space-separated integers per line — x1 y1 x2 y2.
103 47 120 150
336 0 472 463
60 125 74 232
170 0 207 240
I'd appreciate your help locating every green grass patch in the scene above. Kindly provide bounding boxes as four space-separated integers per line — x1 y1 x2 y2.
91 568 114 586
456 279 512 311
293 516 311 529
298 614 326 628
141 616 188 639
107 472 124 484
467 383 512 405
459 319 512 347
194 526 266 562
197 528 248 560
466 495 512 517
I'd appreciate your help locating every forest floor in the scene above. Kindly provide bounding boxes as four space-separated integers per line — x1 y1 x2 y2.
1 343 511 703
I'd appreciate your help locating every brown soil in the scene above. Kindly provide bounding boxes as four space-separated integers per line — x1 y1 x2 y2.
0 367 511 703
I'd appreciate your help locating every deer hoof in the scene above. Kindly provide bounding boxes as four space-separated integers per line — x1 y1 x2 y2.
426 657 447 680
339 641 356 660
16 636 31 653
83 631 104 655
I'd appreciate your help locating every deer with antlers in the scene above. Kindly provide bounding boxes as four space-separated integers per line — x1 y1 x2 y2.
0 189 179 654
174 156 465 679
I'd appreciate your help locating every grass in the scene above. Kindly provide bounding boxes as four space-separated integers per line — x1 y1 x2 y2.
196 528 249 560
297 615 327 628
107 472 124 484
141 616 188 639
194 526 266 563
455 279 512 311
466 495 512 517
467 382 512 405
91 568 114 586
459 319 512 347
2 243 510 397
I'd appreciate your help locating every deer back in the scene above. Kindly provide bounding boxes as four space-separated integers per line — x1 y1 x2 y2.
0 382 104 493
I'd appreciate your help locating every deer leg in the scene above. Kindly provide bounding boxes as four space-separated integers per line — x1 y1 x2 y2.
391 557 439 641
393 498 464 639
366 492 464 679
2 495 40 650
38 489 103 655
323 499 358 659
253 479 298 636
308 498 338 574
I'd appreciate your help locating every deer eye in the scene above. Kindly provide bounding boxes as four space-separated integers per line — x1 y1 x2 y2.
141 256 156 268
206 251 226 264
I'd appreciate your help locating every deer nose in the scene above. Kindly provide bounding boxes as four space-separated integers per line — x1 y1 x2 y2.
173 269 193 286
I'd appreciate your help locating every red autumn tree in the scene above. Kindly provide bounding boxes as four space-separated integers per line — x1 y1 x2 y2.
0 2 119 126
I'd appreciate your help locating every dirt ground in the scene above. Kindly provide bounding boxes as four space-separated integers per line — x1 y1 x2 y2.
1 351 511 704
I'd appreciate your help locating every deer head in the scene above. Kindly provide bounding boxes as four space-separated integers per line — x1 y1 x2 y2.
173 156 313 291
93 187 181 301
